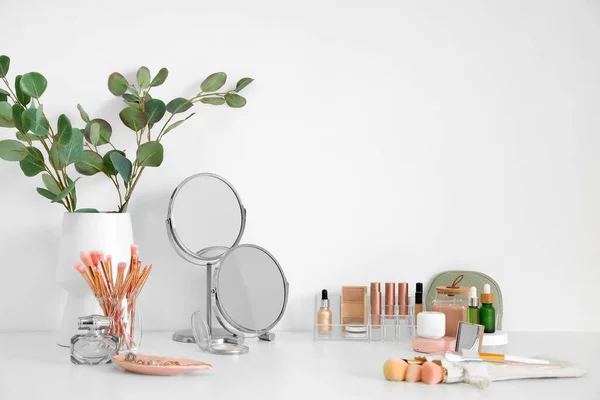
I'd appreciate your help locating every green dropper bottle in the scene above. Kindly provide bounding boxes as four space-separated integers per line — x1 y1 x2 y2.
479 283 496 333
467 286 479 324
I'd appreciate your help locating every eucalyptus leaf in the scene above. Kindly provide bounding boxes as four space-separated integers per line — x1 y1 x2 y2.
50 128 83 167
37 187 60 202
77 104 90 123
42 173 60 195
144 99 166 124
110 151 132 182
108 72 128 96
137 66 150 89
0 101 13 127
19 147 45 176
150 68 168 87
75 208 99 213
122 94 139 105
0 56 9 78
22 108 49 137
83 119 112 145
200 72 226 92
224 93 246 108
235 77 254 92
166 98 192 114
136 141 163 167
119 106 147 131
15 76 31 106
16 131 40 142
52 177 79 203
90 122 100 146
103 150 125 175
19 72 47 98
200 97 225 105
12 104 25 133
161 113 195 137
75 150 104 176
0 139 28 161
0 88 7 102
57 114 73 145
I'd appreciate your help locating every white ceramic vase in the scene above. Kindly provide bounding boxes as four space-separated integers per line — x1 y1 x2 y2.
55 212 134 346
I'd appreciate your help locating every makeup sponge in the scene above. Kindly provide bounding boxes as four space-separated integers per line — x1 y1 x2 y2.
405 364 422 382
383 358 408 381
421 361 444 384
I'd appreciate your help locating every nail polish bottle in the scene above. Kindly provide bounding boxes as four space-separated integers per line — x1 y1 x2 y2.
479 284 496 333
467 286 480 324
70 315 120 365
317 289 332 333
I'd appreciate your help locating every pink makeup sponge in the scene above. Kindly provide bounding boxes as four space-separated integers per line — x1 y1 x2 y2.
405 364 422 383
421 361 444 385
383 358 408 382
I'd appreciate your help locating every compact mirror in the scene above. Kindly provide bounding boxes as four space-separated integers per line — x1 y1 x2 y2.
166 173 245 265
167 173 289 350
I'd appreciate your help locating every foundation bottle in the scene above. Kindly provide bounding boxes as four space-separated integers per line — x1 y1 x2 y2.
318 289 332 333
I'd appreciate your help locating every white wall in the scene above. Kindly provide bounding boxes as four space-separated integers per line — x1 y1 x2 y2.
1 0 599 332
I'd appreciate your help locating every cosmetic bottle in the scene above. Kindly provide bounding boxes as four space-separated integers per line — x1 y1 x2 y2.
370 283 382 328
397 282 409 319
467 286 479 324
415 282 423 325
318 289 332 333
70 315 120 365
479 284 496 333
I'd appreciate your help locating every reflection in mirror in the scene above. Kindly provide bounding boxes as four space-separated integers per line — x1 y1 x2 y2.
171 174 244 261
217 245 287 333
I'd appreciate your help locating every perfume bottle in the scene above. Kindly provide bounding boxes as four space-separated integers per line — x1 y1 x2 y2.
70 315 120 365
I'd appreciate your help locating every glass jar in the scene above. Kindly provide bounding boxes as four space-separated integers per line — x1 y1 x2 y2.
431 285 469 337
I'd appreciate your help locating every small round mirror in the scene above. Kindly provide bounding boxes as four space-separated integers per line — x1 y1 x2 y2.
214 245 288 337
167 173 246 265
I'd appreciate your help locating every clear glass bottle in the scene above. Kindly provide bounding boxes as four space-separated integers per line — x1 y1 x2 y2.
430 285 469 337
70 315 120 365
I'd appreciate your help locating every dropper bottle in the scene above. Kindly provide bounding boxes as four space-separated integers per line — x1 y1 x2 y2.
467 286 479 324
479 284 496 333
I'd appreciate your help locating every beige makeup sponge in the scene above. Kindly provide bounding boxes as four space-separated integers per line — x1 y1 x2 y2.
383 358 408 381
421 361 444 384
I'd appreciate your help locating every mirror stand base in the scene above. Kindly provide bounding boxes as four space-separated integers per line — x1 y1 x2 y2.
171 328 245 345
259 332 276 341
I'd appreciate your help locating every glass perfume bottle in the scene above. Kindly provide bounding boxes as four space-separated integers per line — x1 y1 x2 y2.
70 315 120 365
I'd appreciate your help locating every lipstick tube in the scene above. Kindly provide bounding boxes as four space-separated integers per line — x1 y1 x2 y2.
385 282 395 319
397 282 408 320
370 282 381 327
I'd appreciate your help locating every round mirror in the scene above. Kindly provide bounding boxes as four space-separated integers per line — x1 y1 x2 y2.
167 173 246 265
214 245 289 337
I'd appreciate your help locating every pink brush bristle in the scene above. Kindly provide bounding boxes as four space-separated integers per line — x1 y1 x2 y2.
130 244 139 256
118 262 127 272
74 263 86 274
80 251 93 267
90 251 99 266
107 255 112 262
97 252 105 263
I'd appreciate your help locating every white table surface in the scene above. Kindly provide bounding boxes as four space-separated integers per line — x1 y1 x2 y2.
0 331 598 399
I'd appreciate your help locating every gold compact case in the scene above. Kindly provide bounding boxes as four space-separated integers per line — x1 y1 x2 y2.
341 286 367 330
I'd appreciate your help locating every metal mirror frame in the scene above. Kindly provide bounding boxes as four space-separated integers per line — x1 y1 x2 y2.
166 172 246 266
213 244 290 338
166 172 289 345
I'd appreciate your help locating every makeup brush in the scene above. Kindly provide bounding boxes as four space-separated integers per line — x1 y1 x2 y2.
106 255 113 285
74 263 95 292
90 251 100 267
446 351 551 366
115 262 126 295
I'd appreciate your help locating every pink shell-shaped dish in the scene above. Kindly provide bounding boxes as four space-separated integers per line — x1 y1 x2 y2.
112 354 213 376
